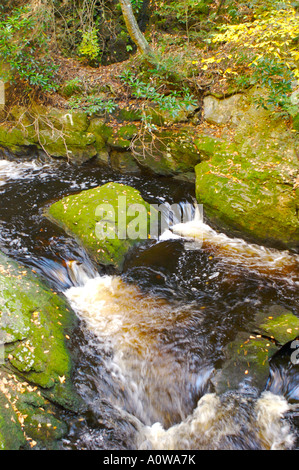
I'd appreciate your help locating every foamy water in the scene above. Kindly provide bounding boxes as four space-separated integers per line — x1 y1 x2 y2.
165 207 299 281
0 159 54 186
65 263 297 449
138 391 295 450
66 273 208 426
63 199 299 449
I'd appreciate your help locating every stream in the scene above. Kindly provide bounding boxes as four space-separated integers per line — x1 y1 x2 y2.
0 154 299 451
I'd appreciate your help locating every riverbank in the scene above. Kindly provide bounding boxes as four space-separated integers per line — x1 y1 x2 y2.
1 79 298 251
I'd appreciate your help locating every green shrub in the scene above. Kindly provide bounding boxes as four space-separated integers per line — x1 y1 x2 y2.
0 6 58 93
60 78 84 98
119 69 197 119
78 28 101 63
68 94 117 116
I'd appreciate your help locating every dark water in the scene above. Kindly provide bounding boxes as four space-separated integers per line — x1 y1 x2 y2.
0 154 298 450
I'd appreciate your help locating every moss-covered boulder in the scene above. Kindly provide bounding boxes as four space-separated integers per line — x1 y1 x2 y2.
0 370 69 449
0 385 25 450
87 117 113 153
0 126 32 154
213 305 299 395
39 129 97 162
0 105 97 162
132 127 202 176
0 251 79 409
0 102 201 178
213 332 278 394
195 89 299 249
0 251 82 449
107 124 138 150
46 182 157 270
254 305 299 346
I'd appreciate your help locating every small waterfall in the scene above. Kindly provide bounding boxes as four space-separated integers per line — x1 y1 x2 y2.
138 391 295 450
0 158 54 187
165 203 299 282
64 269 297 450
65 274 212 427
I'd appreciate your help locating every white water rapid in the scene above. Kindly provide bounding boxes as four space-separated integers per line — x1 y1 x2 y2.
64 204 299 450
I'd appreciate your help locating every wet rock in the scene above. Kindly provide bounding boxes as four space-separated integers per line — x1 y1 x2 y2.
213 305 299 395
0 251 80 408
254 305 299 346
46 182 157 270
195 88 299 249
0 385 26 450
132 127 202 176
0 251 81 449
213 331 278 395
0 370 69 449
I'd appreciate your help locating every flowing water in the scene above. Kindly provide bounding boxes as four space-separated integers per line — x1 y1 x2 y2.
0 153 299 450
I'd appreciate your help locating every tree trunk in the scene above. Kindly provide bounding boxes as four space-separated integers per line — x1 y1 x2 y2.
119 0 154 58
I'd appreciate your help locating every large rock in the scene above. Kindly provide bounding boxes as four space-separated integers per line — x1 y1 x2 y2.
0 251 78 404
195 88 299 249
46 182 157 270
0 102 202 178
0 384 26 450
132 127 202 177
0 369 69 449
0 251 81 449
0 105 97 162
213 305 299 395
203 93 244 126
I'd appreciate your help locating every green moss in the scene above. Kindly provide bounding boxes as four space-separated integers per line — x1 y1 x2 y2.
117 124 138 140
37 107 89 133
0 126 29 152
195 156 299 248
195 95 299 248
293 114 299 131
46 182 157 270
255 306 299 345
194 135 223 160
87 118 113 141
38 127 97 161
22 412 67 442
0 251 79 410
0 389 25 450
133 127 202 175
213 331 278 394
107 124 138 150
0 370 71 449
213 304 299 394
260 314 299 345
